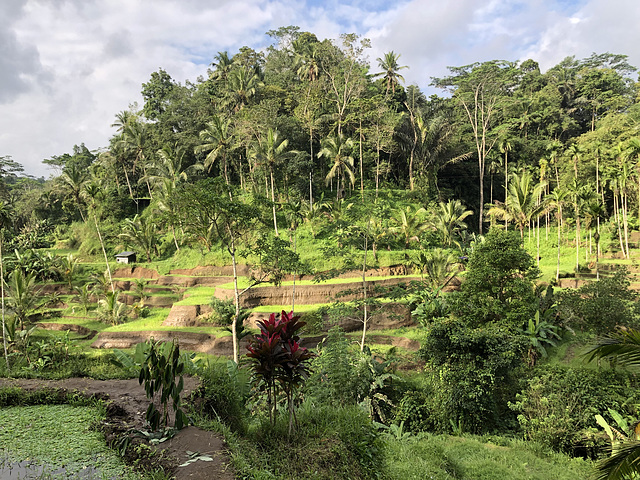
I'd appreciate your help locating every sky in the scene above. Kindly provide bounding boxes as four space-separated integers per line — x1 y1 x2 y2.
2 0 640 178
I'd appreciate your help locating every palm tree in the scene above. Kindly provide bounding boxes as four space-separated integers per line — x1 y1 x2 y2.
487 171 546 239
390 205 428 249
318 134 356 200
210 51 234 83
195 114 235 185
83 182 115 294
60 164 88 222
225 67 261 112
119 119 152 198
148 144 203 191
6 269 43 330
374 51 408 95
499 138 513 228
253 129 291 236
584 200 606 279
293 39 320 82
119 215 158 263
546 187 569 282
432 200 473 249
587 329 640 480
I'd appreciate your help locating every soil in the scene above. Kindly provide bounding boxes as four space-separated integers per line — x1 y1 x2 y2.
0 376 234 480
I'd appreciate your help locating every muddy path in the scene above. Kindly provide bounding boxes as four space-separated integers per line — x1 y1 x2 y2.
0 377 235 480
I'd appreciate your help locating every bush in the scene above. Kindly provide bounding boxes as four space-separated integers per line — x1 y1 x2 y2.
194 360 250 434
510 365 640 457
557 266 640 334
418 318 527 433
240 402 384 480
450 229 539 328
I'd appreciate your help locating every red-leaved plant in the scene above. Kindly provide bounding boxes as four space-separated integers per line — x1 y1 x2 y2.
246 310 315 434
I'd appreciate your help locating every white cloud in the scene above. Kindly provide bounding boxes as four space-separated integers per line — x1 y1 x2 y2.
2 0 640 178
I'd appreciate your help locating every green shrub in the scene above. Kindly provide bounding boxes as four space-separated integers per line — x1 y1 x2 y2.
557 267 640 334
419 318 527 433
510 365 640 457
193 360 250 434
240 402 384 480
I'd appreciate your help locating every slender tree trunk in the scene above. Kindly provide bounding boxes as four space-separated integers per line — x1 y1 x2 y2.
504 151 508 229
615 192 625 257
94 213 114 294
623 191 630 258
360 234 368 352
556 210 561 282
1 237 9 372
270 168 279 237
575 210 581 272
230 239 239 364
359 116 364 200
309 126 314 209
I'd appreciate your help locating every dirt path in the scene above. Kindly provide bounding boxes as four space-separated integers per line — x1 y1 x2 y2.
0 377 235 480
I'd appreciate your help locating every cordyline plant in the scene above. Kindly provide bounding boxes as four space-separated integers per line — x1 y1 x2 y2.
246 310 315 435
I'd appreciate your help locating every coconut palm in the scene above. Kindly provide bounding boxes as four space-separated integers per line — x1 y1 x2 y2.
147 143 203 192
6 269 43 330
487 171 547 239
252 129 291 236
584 200 606 279
390 205 428 249
432 199 473 249
195 114 235 185
546 187 569 282
318 134 356 200
374 51 408 95
225 67 261 112
210 51 234 83
499 138 513 228
60 164 88 222
119 215 158 263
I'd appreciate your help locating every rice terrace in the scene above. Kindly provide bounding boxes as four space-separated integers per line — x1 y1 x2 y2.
4 18 640 480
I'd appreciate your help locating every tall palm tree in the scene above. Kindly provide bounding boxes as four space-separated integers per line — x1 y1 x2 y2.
225 67 261 112
546 187 569 282
210 51 234 83
499 138 513 228
253 129 290 236
293 39 320 82
583 200 606 279
147 144 203 191
318 134 356 200
119 119 152 198
374 51 408 95
195 114 235 185
60 164 88 222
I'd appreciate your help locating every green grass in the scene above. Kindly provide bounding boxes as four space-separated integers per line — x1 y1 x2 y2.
383 433 593 480
173 286 217 306
215 274 419 290
0 404 143 479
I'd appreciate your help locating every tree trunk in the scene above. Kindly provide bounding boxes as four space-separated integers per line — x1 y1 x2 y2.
94 213 114 294
1 237 9 372
270 168 279 237
230 238 239 364
360 235 368 352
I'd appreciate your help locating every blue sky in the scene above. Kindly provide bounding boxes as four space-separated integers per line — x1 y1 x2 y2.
1 0 638 177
